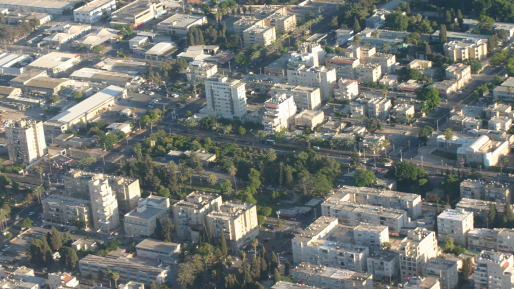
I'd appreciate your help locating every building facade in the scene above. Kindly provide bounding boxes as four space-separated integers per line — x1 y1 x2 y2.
291 263 373 289
475 250 514 289
286 64 337 101
124 196 170 237
73 0 116 24
398 228 439 281
89 179 120 232
204 77 247 121
42 195 92 228
437 209 474 246
262 94 297 133
6 119 46 164
423 258 459 289
270 84 321 110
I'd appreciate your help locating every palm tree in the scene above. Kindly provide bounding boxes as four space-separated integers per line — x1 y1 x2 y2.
381 139 391 158
207 174 218 186
37 166 43 185
106 269 112 287
252 238 258 257
178 163 187 193
371 141 382 166
228 166 237 194
33 185 44 204
131 108 136 124
112 272 119 288
444 128 454 152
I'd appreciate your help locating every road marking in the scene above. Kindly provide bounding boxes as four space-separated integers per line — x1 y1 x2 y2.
113 155 124 163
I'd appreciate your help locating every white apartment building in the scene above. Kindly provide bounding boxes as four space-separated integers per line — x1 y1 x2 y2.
262 93 297 133
475 250 514 289
456 198 509 221
270 84 321 110
325 54 360 80
89 179 120 232
186 61 217 82
367 96 391 121
437 209 474 246
291 42 327 68
73 0 116 24
155 14 207 35
48 272 79 289
42 195 92 228
291 263 373 289
355 63 382 83
124 196 170 237
353 223 389 251
423 258 459 289
335 79 359 100
171 191 222 241
460 179 486 200
369 53 396 74
286 64 337 101
367 251 400 282
444 39 488 61
489 116 512 131
6 119 46 164
322 201 408 234
243 25 276 48
392 104 415 120
399 228 440 281
295 110 324 130
206 201 259 252
485 180 513 204
291 217 369 272
327 187 423 219
204 77 247 121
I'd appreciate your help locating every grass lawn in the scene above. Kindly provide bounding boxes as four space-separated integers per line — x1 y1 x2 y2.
253 192 289 218
432 150 457 160
182 179 222 194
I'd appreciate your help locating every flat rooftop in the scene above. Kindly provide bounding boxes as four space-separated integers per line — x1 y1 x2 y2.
43 195 91 206
74 0 113 12
292 262 371 282
272 282 320 289
135 238 179 254
368 250 398 262
28 52 80 69
158 13 204 27
293 216 338 242
79 254 168 274
0 0 76 10
145 42 176 56
125 205 162 220
25 77 69 89
48 85 124 124
0 53 31 67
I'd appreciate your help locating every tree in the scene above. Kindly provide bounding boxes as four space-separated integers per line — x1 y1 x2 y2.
72 91 83 100
381 242 392 251
440 174 461 201
235 53 249 66
252 238 258 256
276 219 283 227
239 250 246 262
425 42 432 55
353 17 361 32
381 43 391 53
229 166 238 193
284 260 291 276
354 170 376 187
154 218 163 240
419 126 434 144
350 150 361 167
363 118 384 133
49 227 62 252
386 161 428 186
503 203 514 227
488 203 499 228
220 230 228 256
207 174 218 186
273 268 281 283
258 206 272 217
385 12 409 31
162 217 174 242
21 217 33 228
417 87 441 114
51 94 60 103
330 16 338 29
462 257 472 281
440 24 447 43
112 272 119 288
59 247 78 271
468 58 482 73
444 237 455 253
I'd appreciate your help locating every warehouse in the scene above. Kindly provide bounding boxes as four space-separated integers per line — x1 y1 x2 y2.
0 53 33 76
24 77 72 94
43 85 127 135
0 0 78 15
70 68 139 86
26 52 82 76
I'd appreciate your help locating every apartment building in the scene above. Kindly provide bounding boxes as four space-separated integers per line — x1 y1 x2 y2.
330 186 423 219
186 61 217 82
264 13 296 35
295 110 324 130
355 63 382 83
335 79 359 100
291 217 369 272
6 119 46 164
404 277 441 289
468 228 514 253
63 170 140 215
323 201 407 233
485 180 513 203
368 53 396 74
398 228 440 281
71 239 99 251
234 17 263 39
291 263 373 289
290 42 327 68
262 94 297 133
392 104 415 120
493 77 514 101
444 39 488 61
423 258 459 289
353 223 389 251
367 250 400 282
89 179 120 232
155 14 207 35
489 116 513 131
42 195 92 228
272 282 320 289
437 209 474 246
73 0 116 24
206 201 258 251
445 63 471 89
48 272 79 289
204 77 247 121
325 54 360 80
79 255 169 284
286 64 337 101
243 25 276 48
253 6 287 19
270 84 321 110
124 196 170 237
456 198 511 222
367 96 391 121
475 250 514 289
460 179 486 200
171 191 222 241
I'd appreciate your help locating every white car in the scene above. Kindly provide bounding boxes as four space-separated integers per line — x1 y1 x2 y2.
180 105 185 109
279 256 287 261
148 92 155 95
29 212 34 216
107 236 115 240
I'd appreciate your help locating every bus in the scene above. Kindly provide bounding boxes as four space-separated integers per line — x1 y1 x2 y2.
259 139 275 145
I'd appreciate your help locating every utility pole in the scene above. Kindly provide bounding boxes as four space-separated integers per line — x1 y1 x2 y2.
436 119 439 131
421 156 423 169
103 155 105 166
